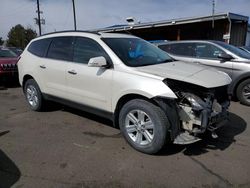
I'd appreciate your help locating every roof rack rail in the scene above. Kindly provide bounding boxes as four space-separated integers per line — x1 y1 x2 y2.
39 30 101 37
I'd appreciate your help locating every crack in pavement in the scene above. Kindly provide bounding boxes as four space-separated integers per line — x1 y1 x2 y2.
189 156 233 187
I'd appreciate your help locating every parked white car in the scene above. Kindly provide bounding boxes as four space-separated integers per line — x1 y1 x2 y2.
18 31 231 154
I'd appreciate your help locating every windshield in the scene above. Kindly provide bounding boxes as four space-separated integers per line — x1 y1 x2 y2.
0 49 17 58
241 46 250 52
102 37 173 67
214 41 250 59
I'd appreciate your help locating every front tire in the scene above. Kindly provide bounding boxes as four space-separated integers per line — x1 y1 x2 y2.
24 79 44 111
119 99 170 154
236 79 250 106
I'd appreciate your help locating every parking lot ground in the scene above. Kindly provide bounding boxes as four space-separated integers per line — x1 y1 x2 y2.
0 87 250 188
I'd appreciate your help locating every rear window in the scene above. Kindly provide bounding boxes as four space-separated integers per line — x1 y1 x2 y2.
28 39 51 57
47 37 74 61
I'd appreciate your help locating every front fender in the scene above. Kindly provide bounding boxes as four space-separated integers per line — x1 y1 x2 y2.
111 72 177 112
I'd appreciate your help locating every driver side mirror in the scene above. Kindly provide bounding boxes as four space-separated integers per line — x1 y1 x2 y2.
217 53 234 61
88 56 108 68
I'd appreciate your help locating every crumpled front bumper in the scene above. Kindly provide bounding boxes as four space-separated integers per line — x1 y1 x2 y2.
207 102 230 132
196 100 230 134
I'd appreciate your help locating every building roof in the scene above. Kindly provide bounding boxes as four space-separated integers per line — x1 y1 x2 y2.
95 12 249 33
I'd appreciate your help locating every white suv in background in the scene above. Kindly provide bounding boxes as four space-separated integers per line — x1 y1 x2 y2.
18 31 231 154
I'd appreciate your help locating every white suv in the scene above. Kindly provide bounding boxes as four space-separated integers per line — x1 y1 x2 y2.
18 31 231 154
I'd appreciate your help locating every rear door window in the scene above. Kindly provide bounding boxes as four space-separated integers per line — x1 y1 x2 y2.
47 37 74 61
159 43 195 57
28 38 51 57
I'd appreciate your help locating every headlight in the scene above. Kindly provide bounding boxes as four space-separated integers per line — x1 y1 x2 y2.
184 93 206 110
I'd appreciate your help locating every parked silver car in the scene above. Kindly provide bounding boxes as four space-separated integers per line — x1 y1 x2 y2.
156 40 250 106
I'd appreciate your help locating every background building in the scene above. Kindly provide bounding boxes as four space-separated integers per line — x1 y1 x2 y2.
97 12 249 46
246 24 250 46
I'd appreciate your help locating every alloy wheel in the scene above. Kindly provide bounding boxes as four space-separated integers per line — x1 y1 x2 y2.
125 110 154 146
242 84 250 103
26 85 39 107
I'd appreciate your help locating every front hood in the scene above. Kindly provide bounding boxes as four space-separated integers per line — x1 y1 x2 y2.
136 61 231 88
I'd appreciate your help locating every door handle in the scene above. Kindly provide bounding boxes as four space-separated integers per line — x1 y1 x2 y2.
68 70 77 75
39 65 46 69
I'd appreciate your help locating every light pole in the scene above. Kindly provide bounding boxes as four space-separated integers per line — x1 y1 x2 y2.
72 0 77 30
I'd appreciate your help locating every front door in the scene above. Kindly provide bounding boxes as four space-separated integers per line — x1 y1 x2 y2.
66 37 113 111
193 42 233 77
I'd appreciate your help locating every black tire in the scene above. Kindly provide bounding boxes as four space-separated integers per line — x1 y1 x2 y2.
119 99 170 154
236 79 250 106
24 79 44 111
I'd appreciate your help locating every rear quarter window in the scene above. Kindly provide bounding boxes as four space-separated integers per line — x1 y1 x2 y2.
28 38 51 57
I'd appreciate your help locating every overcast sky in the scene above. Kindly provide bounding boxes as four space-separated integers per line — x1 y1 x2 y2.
0 0 250 39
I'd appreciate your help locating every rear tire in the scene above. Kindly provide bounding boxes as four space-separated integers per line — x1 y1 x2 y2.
24 79 44 111
236 79 250 106
119 99 170 154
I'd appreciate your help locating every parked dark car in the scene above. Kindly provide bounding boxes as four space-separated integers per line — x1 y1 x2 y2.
0 48 19 85
155 40 250 106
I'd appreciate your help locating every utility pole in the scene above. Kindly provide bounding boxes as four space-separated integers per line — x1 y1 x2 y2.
36 0 41 35
72 0 77 30
212 0 215 28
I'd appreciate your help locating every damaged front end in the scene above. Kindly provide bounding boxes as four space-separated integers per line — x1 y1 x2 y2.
164 79 230 145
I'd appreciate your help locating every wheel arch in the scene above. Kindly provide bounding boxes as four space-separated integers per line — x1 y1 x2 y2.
113 94 180 141
113 94 156 128
22 74 34 89
229 73 250 98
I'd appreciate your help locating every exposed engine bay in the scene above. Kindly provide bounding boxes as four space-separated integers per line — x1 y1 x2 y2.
165 79 230 144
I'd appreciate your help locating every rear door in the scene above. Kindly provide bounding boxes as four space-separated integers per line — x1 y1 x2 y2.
42 36 74 98
65 37 113 111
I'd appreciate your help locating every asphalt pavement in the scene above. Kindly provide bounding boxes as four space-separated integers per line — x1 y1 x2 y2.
0 86 250 188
